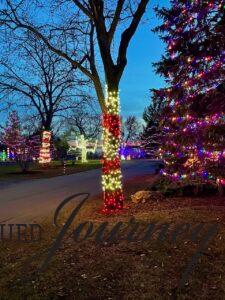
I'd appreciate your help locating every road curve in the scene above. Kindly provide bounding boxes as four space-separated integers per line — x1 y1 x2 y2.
0 160 158 223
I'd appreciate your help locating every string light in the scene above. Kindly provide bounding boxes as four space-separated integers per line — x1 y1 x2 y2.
77 135 97 163
101 87 124 213
39 131 51 164
7 147 10 160
0 150 6 161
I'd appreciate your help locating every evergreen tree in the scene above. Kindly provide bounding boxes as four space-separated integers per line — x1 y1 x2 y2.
1 111 40 172
2 111 23 151
54 136 69 165
154 1 225 188
141 89 165 158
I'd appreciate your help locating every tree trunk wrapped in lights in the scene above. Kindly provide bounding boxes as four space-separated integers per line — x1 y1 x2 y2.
39 130 52 164
102 88 124 213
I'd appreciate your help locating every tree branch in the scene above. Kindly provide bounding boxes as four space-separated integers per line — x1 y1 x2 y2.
117 0 149 72
88 22 105 111
108 0 125 44
72 0 93 19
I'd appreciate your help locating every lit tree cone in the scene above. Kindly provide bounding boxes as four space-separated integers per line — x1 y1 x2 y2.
102 89 124 213
39 130 52 164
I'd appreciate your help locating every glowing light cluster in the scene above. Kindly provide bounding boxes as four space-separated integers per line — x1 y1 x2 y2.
168 113 225 134
0 150 6 161
77 134 97 163
102 88 124 213
102 170 122 191
39 130 51 164
7 147 10 159
217 178 225 186
170 113 225 124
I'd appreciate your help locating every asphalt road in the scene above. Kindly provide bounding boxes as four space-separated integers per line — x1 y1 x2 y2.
0 160 158 223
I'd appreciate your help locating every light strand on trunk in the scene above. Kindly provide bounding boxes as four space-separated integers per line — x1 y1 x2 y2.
102 88 124 213
39 130 51 164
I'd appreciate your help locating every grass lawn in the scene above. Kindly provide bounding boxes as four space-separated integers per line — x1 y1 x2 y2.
0 175 224 299
0 160 101 181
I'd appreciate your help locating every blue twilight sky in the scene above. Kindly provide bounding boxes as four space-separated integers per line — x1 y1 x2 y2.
120 0 169 119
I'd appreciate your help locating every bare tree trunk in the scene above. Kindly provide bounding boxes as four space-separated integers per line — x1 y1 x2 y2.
18 160 30 173
101 84 124 212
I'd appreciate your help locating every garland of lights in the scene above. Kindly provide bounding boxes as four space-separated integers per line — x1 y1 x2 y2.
161 169 225 187
170 113 225 123
167 113 225 134
101 88 124 213
39 130 51 164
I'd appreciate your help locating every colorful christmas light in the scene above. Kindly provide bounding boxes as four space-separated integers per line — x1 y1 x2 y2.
101 88 124 213
155 0 225 188
0 150 6 161
2 112 40 166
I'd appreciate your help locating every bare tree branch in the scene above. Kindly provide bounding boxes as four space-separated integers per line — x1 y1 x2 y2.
72 0 93 19
117 0 149 72
0 40 89 131
108 0 125 44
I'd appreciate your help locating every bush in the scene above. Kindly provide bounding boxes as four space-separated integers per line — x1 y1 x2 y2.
149 176 219 197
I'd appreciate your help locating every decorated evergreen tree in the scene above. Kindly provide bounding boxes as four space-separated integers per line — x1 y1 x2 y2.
2 111 24 151
141 89 165 158
1 111 40 172
154 1 225 189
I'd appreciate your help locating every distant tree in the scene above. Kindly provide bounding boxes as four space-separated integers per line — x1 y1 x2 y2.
1 111 39 172
16 136 40 172
54 137 69 165
1 111 23 150
141 89 166 158
122 116 140 144
66 101 101 139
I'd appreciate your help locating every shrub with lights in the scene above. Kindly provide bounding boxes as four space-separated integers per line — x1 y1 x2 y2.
154 0 225 190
